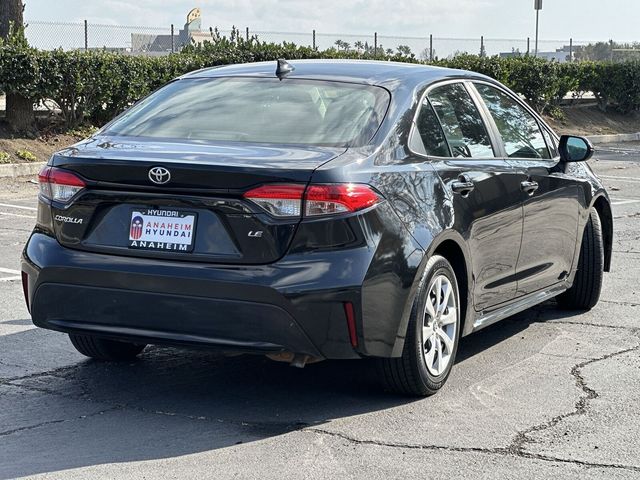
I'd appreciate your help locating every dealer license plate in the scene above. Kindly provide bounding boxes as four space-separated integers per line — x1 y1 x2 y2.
128 209 197 252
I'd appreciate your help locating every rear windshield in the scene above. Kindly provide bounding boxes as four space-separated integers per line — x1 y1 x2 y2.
103 77 390 147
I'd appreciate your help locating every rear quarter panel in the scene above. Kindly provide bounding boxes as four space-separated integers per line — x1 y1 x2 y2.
309 79 462 355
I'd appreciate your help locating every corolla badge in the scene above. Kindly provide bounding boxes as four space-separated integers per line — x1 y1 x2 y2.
148 166 171 185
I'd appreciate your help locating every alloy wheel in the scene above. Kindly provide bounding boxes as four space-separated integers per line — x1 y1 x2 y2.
422 274 457 376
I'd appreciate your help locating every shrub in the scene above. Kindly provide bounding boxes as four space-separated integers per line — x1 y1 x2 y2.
68 124 99 138
0 151 11 163
2 29 640 128
602 61 640 113
15 149 37 162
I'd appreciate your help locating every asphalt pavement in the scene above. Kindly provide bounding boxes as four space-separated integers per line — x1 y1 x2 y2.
1 144 639 479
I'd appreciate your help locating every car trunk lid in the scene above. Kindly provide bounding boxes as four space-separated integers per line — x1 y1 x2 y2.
47 136 346 264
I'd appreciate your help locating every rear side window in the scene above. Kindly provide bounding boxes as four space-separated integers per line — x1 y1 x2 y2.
427 83 495 158
475 84 551 159
412 98 451 157
103 78 390 147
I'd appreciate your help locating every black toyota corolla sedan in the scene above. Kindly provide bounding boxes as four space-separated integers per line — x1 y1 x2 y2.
21 59 612 396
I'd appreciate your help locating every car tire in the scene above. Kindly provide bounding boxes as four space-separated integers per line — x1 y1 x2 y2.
557 207 604 310
377 255 461 396
69 334 146 361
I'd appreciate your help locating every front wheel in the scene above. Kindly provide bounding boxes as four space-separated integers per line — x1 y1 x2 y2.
377 255 461 396
69 334 146 361
557 207 604 310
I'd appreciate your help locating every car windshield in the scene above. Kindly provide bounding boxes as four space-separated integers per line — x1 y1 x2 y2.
103 77 390 147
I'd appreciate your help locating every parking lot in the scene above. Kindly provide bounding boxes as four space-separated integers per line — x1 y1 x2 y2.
0 144 639 479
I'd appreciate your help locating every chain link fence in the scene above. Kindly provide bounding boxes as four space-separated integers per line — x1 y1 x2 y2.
24 20 607 61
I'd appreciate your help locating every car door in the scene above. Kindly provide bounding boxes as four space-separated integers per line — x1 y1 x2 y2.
472 82 581 297
410 81 525 311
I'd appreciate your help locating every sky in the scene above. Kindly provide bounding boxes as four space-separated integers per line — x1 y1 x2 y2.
23 0 638 42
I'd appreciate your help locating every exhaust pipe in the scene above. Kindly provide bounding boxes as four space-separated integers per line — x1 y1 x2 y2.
266 352 323 368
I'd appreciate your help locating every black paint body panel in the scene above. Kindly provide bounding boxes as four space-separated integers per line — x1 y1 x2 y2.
22 60 612 358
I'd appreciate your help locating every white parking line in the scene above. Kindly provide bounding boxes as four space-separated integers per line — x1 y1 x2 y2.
612 199 640 206
0 212 36 219
0 203 37 211
0 276 20 282
0 267 20 275
599 175 640 183
0 268 22 283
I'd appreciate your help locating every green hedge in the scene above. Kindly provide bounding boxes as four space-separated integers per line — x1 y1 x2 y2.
2 30 640 128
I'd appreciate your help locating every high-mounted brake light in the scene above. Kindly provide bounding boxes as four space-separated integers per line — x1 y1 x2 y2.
243 183 381 218
38 166 86 203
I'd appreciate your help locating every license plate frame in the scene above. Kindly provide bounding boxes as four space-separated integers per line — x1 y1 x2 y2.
128 208 197 253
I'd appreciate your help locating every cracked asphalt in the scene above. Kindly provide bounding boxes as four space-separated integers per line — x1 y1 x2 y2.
1 143 639 479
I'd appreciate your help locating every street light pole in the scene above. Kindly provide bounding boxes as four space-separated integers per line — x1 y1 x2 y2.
534 0 542 57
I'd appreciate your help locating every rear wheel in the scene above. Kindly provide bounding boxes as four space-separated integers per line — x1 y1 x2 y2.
557 207 604 310
377 255 461 396
69 334 146 361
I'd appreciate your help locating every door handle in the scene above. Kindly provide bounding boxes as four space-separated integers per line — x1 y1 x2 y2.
451 175 475 197
520 180 539 196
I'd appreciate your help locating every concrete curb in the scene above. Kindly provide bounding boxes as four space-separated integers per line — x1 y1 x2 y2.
0 162 45 178
588 132 640 144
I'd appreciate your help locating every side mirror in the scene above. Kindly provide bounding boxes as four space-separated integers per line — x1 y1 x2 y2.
559 135 594 163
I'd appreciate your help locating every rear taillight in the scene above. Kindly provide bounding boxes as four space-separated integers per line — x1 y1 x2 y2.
243 184 306 217
243 183 381 218
305 184 380 216
38 166 86 203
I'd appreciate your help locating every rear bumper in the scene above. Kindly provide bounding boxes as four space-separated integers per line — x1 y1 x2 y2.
22 233 377 359
31 283 324 356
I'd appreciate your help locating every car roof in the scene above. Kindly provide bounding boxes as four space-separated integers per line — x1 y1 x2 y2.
180 59 494 91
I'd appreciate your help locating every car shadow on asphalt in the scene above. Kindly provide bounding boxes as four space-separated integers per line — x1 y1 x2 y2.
0 301 581 478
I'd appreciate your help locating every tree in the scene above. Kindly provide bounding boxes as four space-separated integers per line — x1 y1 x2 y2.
420 46 435 62
574 40 640 62
396 45 412 56
333 40 351 52
0 0 33 131
479 42 486 58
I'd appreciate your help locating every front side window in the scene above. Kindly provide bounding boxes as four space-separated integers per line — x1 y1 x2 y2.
542 128 559 158
427 83 495 158
104 78 390 147
475 84 551 159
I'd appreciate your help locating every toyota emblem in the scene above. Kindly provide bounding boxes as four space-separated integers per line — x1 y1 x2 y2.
148 166 171 185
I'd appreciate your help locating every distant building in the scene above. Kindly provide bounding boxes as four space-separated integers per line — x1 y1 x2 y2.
500 45 573 63
131 8 210 53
